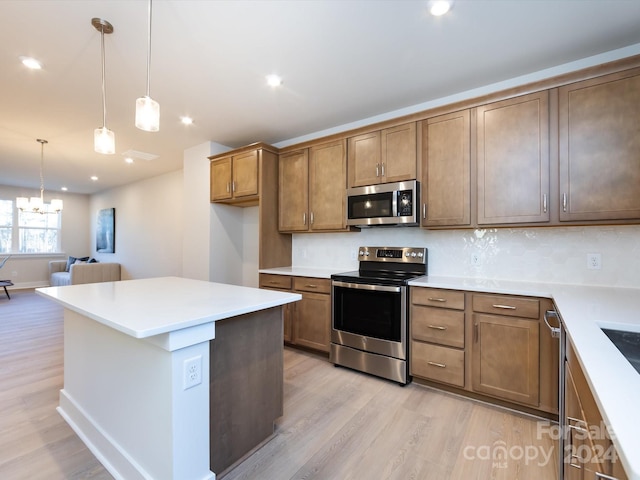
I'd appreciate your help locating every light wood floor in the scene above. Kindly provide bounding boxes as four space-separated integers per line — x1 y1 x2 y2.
1 290 557 480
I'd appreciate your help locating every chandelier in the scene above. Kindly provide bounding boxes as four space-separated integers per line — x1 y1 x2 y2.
17 139 63 214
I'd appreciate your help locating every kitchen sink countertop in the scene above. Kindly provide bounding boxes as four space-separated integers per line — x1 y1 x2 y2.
409 275 640 480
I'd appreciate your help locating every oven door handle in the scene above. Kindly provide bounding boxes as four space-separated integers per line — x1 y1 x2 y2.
332 281 402 293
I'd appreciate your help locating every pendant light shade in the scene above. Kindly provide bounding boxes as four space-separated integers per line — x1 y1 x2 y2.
135 0 160 132
135 96 160 132
92 18 115 154
94 126 116 155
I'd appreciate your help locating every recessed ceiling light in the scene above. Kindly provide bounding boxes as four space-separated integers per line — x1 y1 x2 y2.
266 74 283 87
61 187 68 192
429 0 453 16
90 176 99 181
20 56 43 70
124 157 134 164
180 116 194 125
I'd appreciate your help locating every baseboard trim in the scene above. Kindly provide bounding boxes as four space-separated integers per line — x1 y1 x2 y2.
58 389 151 480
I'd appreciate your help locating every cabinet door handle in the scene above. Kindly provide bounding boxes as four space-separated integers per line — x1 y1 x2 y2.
562 193 567 212
422 203 427 220
376 163 380 177
427 297 446 303
543 194 547 213
226 182 230 193
303 212 307 225
310 212 314 225
381 162 385 177
427 361 446 368
544 310 561 338
474 322 478 343
428 325 447 330
566 416 588 431
232 181 236 193
595 474 619 480
492 304 516 310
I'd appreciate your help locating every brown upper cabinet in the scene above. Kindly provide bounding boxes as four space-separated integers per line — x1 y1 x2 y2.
421 110 471 227
209 143 292 269
279 139 350 233
476 91 550 225
210 149 259 204
558 67 640 222
347 123 417 187
421 92 550 228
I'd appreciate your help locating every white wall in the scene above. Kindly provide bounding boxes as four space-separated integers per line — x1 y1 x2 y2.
292 225 640 288
0 184 90 287
182 142 215 281
275 43 640 149
90 171 184 280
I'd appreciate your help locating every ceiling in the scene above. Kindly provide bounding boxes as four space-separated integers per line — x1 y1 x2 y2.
2 1 640 195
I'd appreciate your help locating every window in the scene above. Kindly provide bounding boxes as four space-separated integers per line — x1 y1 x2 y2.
0 200 12 253
0 199 62 253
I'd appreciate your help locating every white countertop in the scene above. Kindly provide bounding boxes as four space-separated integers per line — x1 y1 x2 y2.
409 275 640 480
259 266 347 279
37 276 301 339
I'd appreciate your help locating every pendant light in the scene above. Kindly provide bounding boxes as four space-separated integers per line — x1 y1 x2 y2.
17 139 63 214
92 18 115 154
135 0 160 132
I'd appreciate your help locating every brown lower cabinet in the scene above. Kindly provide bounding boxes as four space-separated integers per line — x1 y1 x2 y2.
565 341 628 479
410 286 558 416
259 273 331 353
471 294 541 407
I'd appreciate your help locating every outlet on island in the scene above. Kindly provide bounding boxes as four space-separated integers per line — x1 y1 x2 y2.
183 355 202 390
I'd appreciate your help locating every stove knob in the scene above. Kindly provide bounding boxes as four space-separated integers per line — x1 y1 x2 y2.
411 252 417 257
417 252 424 258
405 252 411 257
359 250 365 256
365 251 370 256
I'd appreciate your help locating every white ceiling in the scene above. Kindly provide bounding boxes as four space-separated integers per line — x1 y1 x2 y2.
2 0 640 195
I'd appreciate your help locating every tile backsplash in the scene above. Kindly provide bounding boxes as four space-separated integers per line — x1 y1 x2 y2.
292 225 640 288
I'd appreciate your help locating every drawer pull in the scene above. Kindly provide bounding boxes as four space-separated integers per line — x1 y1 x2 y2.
428 325 447 331
268 281 279 284
427 361 446 368
428 297 447 303
595 474 618 480
492 304 516 310
305 284 318 288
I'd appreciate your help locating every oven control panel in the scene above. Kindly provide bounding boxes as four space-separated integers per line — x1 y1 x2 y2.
358 246 427 264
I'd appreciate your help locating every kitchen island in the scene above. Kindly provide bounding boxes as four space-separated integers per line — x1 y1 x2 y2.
36 276 301 480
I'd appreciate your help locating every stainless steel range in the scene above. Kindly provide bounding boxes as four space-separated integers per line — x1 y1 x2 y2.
330 246 427 385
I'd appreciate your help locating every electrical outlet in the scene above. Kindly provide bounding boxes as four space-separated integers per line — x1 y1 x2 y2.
183 355 202 390
587 253 602 270
471 253 481 266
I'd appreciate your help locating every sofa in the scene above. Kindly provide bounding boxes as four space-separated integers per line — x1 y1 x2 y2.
49 259 121 287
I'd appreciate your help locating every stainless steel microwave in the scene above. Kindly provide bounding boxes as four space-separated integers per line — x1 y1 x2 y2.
346 180 419 227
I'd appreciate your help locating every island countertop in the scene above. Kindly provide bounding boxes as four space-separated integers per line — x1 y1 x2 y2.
36 276 301 339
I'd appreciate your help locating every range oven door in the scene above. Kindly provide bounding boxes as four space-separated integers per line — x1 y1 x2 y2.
331 280 407 360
